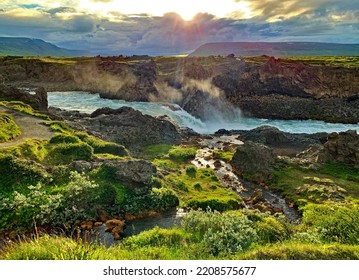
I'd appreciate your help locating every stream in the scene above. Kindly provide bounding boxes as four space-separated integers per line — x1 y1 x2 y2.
191 135 301 222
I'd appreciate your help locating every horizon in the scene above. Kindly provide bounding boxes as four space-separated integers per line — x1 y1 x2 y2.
0 0 358 55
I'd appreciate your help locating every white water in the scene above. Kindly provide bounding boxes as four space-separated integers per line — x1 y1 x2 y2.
48 91 359 134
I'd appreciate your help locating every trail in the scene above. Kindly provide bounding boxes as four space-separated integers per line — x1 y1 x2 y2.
0 106 53 148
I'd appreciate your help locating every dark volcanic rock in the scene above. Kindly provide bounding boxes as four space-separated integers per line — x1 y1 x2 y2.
239 126 289 146
0 84 48 111
318 130 359 167
103 159 156 190
231 141 275 182
73 107 182 152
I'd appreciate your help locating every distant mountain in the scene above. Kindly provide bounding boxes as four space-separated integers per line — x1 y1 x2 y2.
190 42 359 57
0 37 89 57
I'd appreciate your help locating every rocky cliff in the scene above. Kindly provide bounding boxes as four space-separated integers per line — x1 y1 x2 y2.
1 55 359 123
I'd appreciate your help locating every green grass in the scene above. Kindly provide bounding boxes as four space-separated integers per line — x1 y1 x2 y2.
45 142 94 165
76 132 128 157
0 113 21 142
239 242 359 260
271 163 359 208
142 144 173 159
168 146 197 162
0 101 49 120
163 166 242 210
212 148 236 162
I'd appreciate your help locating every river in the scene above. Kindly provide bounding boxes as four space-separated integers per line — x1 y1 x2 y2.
48 91 359 135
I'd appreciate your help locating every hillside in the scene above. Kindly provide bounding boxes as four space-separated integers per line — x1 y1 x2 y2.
0 37 88 57
190 42 359 57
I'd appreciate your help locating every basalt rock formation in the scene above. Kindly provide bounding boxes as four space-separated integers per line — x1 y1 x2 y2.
2 55 359 123
50 106 183 153
230 141 275 182
318 130 359 167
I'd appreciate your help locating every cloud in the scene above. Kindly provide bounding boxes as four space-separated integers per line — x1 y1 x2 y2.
47 7 77 15
0 0 358 55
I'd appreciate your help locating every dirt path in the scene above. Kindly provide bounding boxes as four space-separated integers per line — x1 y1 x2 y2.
0 106 54 148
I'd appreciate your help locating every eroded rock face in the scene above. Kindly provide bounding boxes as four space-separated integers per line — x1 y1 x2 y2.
100 59 159 101
0 84 48 111
230 141 275 182
318 130 359 167
70 107 182 153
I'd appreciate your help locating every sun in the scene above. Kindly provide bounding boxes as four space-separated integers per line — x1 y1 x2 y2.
78 0 253 21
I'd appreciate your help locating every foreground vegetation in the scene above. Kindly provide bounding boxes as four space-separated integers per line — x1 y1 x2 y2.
2 208 359 260
0 101 358 260
0 112 21 142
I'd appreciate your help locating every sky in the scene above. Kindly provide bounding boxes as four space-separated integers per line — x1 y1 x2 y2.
0 0 358 55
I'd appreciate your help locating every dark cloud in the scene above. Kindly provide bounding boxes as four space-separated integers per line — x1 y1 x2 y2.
47 7 77 15
64 15 97 33
0 1 358 55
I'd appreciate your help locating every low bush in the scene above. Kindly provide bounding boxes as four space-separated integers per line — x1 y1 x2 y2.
0 113 21 142
182 210 257 256
46 142 94 164
49 134 80 144
76 132 127 156
302 203 359 244
187 198 241 212
168 146 197 162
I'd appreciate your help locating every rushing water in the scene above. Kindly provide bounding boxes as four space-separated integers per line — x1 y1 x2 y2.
48 91 359 134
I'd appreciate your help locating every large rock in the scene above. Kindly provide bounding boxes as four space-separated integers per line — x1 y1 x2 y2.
103 159 156 190
318 130 359 167
0 85 48 112
75 107 182 153
239 126 289 146
230 141 275 182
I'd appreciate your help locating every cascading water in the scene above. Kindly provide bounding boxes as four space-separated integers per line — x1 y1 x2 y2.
48 91 359 134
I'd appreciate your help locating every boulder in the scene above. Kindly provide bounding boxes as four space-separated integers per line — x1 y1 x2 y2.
239 126 289 146
105 219 126 240
318 130 359 167
103 159 156 190
0 85 48 111
230 141 275 182
76 107 182 153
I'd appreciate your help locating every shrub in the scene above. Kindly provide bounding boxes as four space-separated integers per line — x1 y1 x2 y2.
302 203 359 244
182 210 257 256
46 143 94 164
168 146 197 162
49 134 80 144
185 165 197 177
193 182 202 191
187 198 240 212
255 216 290 244
0 155 47 193
122 227 187 249
0 113 21 142
0 171 99 231
76 132 127 156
